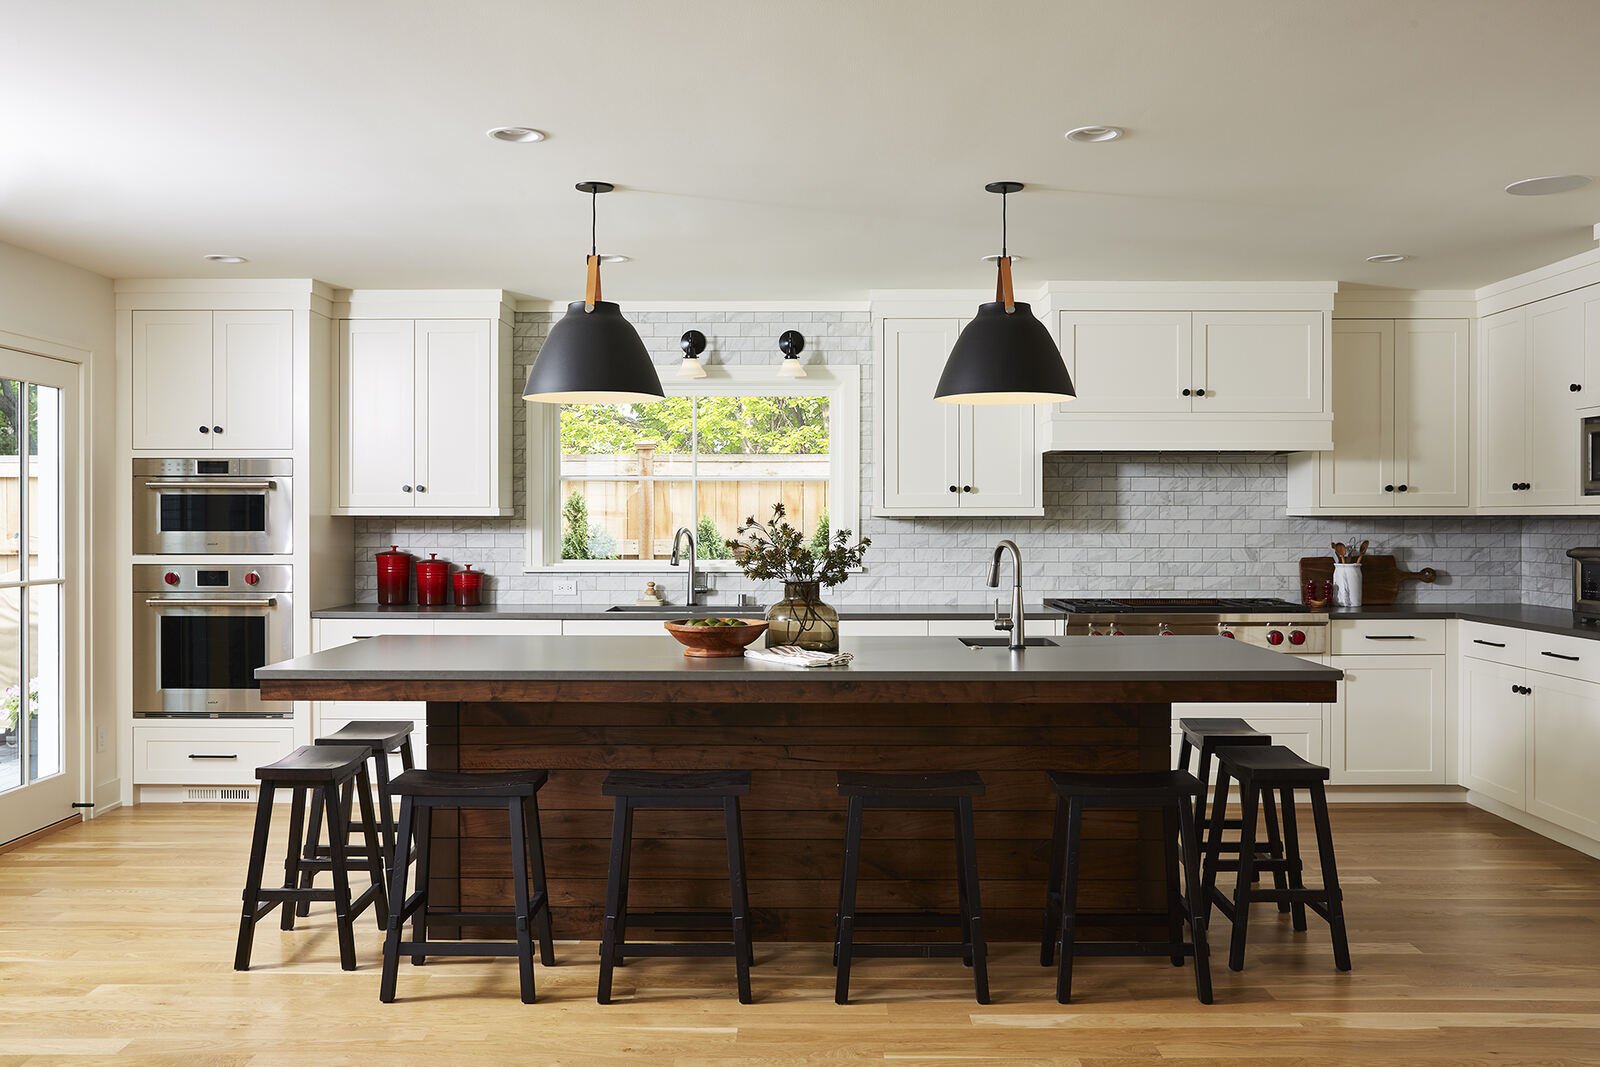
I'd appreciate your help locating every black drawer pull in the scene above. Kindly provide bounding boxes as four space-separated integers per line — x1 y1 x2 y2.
1473 639 1507 648
1364 634 1417 640
188 753 239 760
1540 651 1581 662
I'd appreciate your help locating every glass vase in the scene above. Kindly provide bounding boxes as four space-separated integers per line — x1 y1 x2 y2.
765 581 840 652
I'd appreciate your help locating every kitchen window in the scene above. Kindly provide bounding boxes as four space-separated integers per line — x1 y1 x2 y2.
527 366 859 570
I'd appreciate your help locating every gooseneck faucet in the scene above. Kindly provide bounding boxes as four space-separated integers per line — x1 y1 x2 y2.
988 539 1027 650
670 527 701 608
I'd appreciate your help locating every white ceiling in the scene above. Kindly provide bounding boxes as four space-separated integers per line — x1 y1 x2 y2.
4 0 1600 299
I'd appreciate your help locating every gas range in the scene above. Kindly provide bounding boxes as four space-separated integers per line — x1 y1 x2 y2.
1044 597 1328 654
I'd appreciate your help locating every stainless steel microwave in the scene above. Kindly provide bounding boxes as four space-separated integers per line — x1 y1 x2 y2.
133 458 292 555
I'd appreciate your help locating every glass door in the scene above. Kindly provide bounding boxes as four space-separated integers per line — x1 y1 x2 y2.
0 347 78 845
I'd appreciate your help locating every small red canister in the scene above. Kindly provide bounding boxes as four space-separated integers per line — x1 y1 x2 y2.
375 545 412 605
415 552 450 607
452 563 484 607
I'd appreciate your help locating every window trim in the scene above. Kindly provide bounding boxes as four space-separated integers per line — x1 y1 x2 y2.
525 365 860 572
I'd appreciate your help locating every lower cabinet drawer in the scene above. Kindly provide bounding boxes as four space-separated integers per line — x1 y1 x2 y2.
1460 622 1525 667
133 725 295 785
1331 619 1447 655
1522 631 1600 685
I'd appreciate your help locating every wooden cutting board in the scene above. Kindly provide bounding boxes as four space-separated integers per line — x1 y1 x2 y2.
1298 555 1437 607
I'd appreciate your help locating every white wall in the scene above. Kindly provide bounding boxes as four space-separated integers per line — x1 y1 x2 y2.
0 239 116 810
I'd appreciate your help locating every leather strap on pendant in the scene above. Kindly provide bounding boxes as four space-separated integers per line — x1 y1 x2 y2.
995 256 1015 313
584 254 602 312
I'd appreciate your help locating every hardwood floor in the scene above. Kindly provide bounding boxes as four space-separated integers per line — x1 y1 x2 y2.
2 802 1598 1064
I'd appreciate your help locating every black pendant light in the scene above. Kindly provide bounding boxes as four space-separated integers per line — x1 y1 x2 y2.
934 181 1076 405
522 181 665 404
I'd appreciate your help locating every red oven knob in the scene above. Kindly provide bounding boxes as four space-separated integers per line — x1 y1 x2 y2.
1288 629 1306 646
244 571 260 586
1267 629 1284 646
1111 629 1124 637
1219 628 1235 638
163 571 179 586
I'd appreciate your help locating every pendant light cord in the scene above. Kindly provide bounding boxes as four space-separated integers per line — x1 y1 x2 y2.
1001 188 1008 258
590 186 598 258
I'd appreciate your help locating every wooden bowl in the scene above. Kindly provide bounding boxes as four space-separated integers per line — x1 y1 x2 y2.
662 618 769 658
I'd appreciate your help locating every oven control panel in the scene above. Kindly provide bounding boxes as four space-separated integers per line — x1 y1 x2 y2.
135 564 290 593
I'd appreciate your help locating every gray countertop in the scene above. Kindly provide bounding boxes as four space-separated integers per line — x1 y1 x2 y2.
1330 602 1600 641
311 602 1027 621
258 634 1344 685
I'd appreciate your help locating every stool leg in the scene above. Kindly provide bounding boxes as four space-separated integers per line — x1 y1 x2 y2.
1200 769 1231 919
1194 744 1216 829
1039 794 1066 966
353 764 389 928
325 779 360 972
296 785 324 917
834 795 864 1005
1261 787 1288 908
371 750 398 879
1177 735 1193 776
957 796 989 1005
1162 802 1184 966
725 797 753 1004
399 736 415 772
279 784 307 931
1310 782 1353 972
1176 794 1213 1005
598 798 629 1004
507 797 537 1004
1278 786 1308 931
1226 778 1260 973
233 781 276 971
952 805 972 967
410 805 431 965
380 794 415 1003
1054 796 1083 1004
525 794 556 966
609 801 635 967
732 797 755 969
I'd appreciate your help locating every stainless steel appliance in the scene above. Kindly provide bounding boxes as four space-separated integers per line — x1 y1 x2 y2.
1583 415 1600 496
1045 597 1329 654
134 564 293 718
1567 548 1600 623
134 458 293 555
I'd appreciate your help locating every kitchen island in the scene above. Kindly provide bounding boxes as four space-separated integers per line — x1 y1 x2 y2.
257 635 1339 941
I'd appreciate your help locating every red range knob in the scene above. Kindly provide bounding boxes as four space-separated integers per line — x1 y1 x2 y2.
163 571 180 586
1219 629 1235 639
1267 630 1285 646
1288 629 1306 646
1111 629 1124 637
244 571 260 586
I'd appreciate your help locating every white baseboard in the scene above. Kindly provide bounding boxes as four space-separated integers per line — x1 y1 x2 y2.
92 778 122 816
1465 792 1600 861
1324 785 1468 804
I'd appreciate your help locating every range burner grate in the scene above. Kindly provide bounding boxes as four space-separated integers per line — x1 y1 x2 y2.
1046 596 1308 614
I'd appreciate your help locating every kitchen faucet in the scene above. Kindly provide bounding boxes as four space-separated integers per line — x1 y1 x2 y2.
988 539 1027 650
670 527 710 607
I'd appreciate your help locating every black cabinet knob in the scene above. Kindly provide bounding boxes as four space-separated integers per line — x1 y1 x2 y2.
949 485 958 493
1398 484 1408 492
1194 388 1206 397
415 485 426 493
1384 484 1394 492
198 425 210 434
961 485 972 493
1572 383 1583 392
212 425 223 434
402 485 413 493
1181 388 1192 397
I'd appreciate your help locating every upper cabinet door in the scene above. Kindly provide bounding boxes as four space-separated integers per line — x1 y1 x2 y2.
212 311 293 451
339 319 417 510
1056 312 1191 413
1319 320 1395 509
413 319 494 511
963 404 1038 510
1526 291 1584 505
1192 312 1322 413
1478 307 1529 508
1395 319 1470 508
879 318 964 511
132 310 215 450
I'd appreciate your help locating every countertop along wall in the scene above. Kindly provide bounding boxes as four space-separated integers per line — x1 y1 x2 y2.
353 308 1574 609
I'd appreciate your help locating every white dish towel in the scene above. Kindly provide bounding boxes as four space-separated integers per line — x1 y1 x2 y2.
744 645 854 669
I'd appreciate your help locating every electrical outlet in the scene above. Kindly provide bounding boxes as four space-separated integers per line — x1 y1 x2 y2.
553 579 579 598
97 728 107 752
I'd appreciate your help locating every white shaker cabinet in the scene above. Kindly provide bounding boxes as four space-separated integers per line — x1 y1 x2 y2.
132 309 293 451
1330 654 1447 785
875 316 1042 516
1056 312 1190 414
1192 311 1323 414
1477 293 1584 508
336 315 511 516
1526 671 1600 840
1460 657 1528 808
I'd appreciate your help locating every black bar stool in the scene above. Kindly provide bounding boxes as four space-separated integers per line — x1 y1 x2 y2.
379 768 556 1004
1176 717 1288 909
1200 745 1352 973
597 770 754 1005
1040 769 1212 1004
833 771 989 1006
234 745 387 972
297 720 417 915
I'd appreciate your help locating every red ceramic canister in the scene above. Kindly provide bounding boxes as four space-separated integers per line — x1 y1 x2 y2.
451 563 484 607
375 545 412 605
415 552 450 607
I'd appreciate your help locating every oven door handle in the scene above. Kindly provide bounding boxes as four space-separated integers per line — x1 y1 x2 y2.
142 480 277 491
143 597 279 608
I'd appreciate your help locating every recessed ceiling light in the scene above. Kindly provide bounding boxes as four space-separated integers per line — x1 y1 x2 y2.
1365 253 1409 264
1505 174 1592 196
202 253 247 264
1064 125 1125 143
486 126 547 143
598 253 629 264
980 253 1025 263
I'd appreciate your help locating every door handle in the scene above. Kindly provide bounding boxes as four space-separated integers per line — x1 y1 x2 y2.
144 597 279 608
143 480 277 491
1540 651 1581 662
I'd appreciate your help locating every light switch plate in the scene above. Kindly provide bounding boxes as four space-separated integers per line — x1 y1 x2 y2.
553 579 578 598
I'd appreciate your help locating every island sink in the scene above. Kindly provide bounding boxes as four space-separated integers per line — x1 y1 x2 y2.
958 636 1058 648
